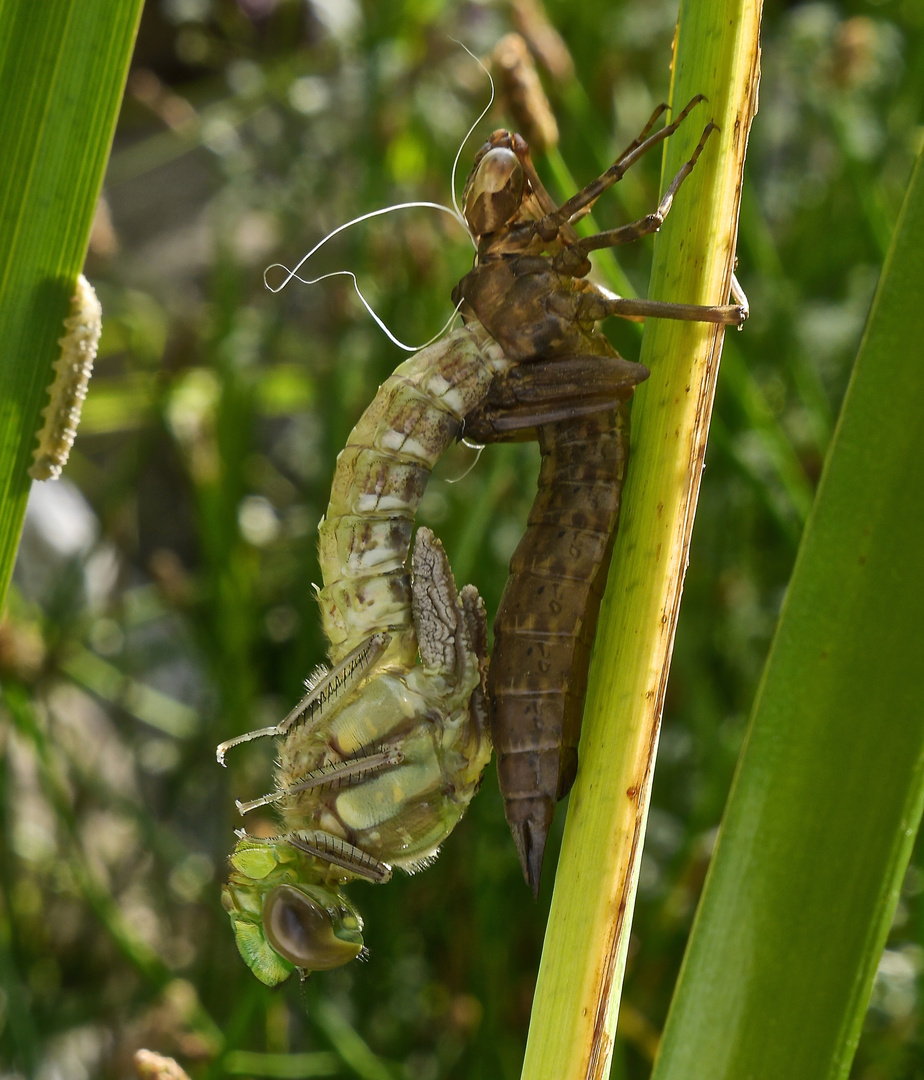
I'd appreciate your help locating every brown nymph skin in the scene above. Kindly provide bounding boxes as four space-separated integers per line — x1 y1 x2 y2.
454 114 746 893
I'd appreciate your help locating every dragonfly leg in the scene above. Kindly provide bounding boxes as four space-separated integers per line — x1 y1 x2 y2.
215 632 391 765
731 272 750 320
278 633 393 737
582 292 747 327
534 95 708 238
286 830 393 884
563 273 747 328
553 121 719 272
462 353 649 442
236 745 405 815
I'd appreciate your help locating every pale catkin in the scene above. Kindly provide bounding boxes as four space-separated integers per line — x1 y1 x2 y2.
29 274 102 481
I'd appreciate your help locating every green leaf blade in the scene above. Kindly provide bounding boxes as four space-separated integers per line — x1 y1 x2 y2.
652 138 924 1080
0 0 144 608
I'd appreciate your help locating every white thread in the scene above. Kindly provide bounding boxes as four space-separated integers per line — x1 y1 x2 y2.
447 38 496 221
445 441 484 484
263 42 494 354
264 202 470 353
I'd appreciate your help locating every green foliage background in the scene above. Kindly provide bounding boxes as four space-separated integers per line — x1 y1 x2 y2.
1 1 922 1078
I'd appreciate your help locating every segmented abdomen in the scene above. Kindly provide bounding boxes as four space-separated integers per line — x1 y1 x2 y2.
317 323 505 664
487 406 629 886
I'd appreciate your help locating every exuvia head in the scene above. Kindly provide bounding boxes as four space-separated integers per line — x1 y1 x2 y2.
462 130 525 237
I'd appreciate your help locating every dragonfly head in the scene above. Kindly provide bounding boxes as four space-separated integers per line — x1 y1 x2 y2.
223 835 365 985
463 130 525 237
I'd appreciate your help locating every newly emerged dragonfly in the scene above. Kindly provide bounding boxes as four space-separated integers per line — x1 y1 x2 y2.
217 95 745 984
455 98 747 893
218 320 510 985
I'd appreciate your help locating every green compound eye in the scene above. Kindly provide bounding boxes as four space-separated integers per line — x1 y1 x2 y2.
262 885 364 972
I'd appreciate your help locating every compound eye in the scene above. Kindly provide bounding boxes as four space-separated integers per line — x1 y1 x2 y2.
263 885 363 972
463 147 524 236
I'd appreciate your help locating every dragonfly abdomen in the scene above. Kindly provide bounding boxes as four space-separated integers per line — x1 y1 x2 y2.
220 322 506 984
318 326 507 663
487 409 630 891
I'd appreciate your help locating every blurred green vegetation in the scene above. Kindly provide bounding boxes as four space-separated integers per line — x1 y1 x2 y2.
1 1 922 1078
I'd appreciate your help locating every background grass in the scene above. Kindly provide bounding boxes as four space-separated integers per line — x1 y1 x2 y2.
0 0 144 604
1 1 922 1078
652 138 924 1080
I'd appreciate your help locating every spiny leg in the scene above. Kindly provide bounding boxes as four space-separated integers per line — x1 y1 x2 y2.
558 121 720 264
235 746 405 815
285 831 392 883
463 353 649 442
534 95 707 239
216 631 390 765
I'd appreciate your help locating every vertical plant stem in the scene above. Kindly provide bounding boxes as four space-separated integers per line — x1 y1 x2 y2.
520 2 762 1077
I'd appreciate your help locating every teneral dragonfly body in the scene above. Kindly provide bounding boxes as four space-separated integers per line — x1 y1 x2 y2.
218 97 748 984
219 323 509 985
